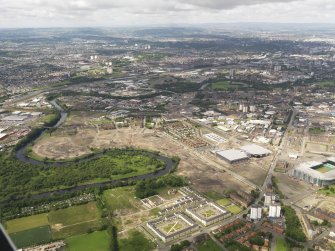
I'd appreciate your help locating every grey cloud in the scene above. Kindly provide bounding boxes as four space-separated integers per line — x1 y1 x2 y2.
182 0 298 9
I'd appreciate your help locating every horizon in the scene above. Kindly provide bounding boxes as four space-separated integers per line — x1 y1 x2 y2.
1 0 334 28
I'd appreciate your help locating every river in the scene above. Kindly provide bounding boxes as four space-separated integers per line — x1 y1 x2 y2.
14 99 175 199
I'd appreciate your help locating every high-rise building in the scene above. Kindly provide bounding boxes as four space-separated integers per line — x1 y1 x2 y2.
269 204 281 218
250 205 262 220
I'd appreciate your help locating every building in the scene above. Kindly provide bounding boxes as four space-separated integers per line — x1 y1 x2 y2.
215 149 249 164
292 158 335 186
186 202 230 226
229 69 236 79
240 144 272 158
1 115 28 121
268 204 281 218
147 213 198 243
264 192 276 206
250 205 262 220
301 215 316 240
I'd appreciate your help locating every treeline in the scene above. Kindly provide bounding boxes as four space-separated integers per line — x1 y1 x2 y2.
0 150 167 210
155 81 202 93
46 89 172 102
135 175 187 199
14 111 60 151
283 206 306 242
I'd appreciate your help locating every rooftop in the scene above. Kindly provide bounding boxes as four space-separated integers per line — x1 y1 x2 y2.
216 149 249 162
294 158 335 180
240 144 272 156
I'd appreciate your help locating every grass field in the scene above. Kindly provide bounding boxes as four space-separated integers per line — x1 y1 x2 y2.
6 213 49 234
216 198 231 207
119 230 155 251
319 185 335 197
202 210 216 218
318 80 335 88
163 222 183 233
49 202 100 226
226 205 242 215
211 81 238 90
48 202 101 238
52 220 101 239
10 225 52 249
197 239 223 251
103 186 139 210
275 237 288 251
204 191 225 201
67 231 110 251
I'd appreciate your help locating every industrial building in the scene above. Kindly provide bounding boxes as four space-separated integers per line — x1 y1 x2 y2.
146 213 198 243
292 158 335 186
215 149 249 164
250 205 262 220
240 144 272 158
186 202 230 226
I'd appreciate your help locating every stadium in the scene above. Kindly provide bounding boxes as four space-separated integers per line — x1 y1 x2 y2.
292 158 335 186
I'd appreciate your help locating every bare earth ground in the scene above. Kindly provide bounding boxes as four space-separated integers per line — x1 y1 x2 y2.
32 124 252 194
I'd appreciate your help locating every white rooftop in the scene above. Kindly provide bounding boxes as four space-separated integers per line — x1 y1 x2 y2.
240 144 272 156
216 149 249 162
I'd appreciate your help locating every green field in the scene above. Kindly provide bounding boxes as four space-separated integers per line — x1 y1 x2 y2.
10 225 52 249
216 198 231 207
202 210 216 218
163 222 183 233
319 185 335 197
211 81 238 90
197 239 223 251
6 213 49 234
103 186 138 210
204 191 225 201
48 202 101 238
49 202 100 226
275 237 288 251
67 231 110 251
226 205 242 215
318 80 335 88
119 231 155 251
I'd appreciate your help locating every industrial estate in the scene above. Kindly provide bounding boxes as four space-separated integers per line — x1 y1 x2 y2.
0 24 335 251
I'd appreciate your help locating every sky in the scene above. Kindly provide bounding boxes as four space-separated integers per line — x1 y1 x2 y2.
0 0 334 28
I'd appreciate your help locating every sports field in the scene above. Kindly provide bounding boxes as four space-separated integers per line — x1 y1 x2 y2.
6 213 49 234
275 237 288 251
49 202 101 239
314 163 335 173
226 205 242 215
67 231 110 251
10 225 52 249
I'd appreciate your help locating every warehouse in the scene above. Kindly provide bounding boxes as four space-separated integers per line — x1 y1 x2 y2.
240 144 272 158
215 149 249 164
292 158 335 186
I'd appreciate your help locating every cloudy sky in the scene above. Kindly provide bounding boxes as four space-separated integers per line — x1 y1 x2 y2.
0 0 334 28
